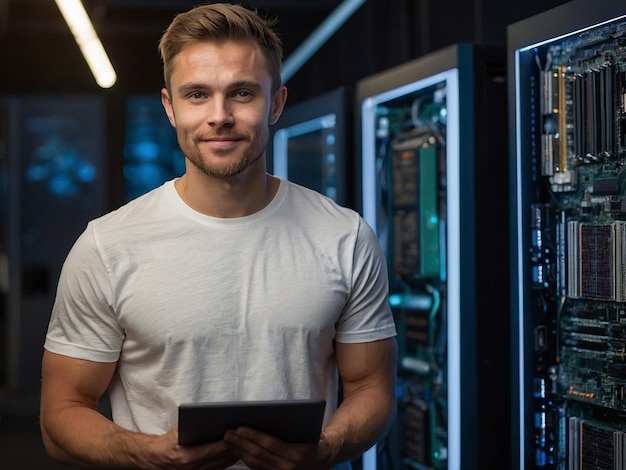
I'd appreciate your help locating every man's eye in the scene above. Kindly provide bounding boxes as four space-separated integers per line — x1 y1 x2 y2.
236 90 252 98
189 92 205 99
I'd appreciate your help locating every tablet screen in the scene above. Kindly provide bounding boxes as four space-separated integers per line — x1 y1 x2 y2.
178 398 326 446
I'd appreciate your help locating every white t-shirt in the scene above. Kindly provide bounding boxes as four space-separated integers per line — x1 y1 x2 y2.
45 178 396 466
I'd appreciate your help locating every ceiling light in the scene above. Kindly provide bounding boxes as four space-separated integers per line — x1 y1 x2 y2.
55 0 117 88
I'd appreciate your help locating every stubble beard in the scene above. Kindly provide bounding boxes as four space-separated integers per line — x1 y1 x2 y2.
188 149 258 179
181 134 265 180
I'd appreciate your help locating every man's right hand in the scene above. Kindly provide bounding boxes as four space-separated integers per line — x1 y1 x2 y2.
41 351 239 469
146 425 239 469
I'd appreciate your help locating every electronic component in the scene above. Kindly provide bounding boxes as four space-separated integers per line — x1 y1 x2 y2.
511 2 626 468
360 43 509 470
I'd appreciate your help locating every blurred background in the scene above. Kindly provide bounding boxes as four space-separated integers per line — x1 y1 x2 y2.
0 0 571 468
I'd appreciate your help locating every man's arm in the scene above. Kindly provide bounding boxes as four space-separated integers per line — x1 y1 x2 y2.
223 337 397 469
40 350 238 469
321 337 398 465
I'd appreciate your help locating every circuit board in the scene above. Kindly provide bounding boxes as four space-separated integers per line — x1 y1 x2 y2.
376 81 449 470
526 15 626 469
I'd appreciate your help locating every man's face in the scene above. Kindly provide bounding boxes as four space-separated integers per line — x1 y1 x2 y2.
161 40 286 179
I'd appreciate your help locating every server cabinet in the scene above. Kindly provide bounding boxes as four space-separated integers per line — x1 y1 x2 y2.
508 1 626 468
0 95 107 394
270 87 352 206
358 43 509 470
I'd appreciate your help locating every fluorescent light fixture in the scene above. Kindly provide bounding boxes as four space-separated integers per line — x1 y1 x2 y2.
55 0 117 88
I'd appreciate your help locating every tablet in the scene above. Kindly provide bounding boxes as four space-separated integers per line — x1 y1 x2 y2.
178 398 326 446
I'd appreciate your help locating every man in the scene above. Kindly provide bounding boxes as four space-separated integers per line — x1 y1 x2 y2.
40 3 397 469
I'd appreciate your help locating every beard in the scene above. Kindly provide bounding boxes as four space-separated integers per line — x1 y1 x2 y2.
178 128 267 179
186 147 261 179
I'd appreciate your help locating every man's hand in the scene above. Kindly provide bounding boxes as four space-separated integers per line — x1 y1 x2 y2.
145 425 240 469
223 427 330 470
41 351 240 469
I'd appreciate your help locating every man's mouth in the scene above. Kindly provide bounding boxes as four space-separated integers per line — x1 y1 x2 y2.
200 135 244 149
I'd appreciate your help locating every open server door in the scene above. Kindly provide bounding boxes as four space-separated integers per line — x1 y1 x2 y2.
358 43 509 470
508 1 626 468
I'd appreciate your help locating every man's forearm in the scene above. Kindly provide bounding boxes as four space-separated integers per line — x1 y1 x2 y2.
41 403 238 470
41 405 157 469
319 386 396 466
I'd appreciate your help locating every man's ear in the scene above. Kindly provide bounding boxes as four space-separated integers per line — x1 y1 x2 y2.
161 88 176 128
269 86 288 125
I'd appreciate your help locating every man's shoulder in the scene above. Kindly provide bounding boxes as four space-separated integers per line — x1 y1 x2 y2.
282 180 357 217
280 180 370 239
98 181 172 224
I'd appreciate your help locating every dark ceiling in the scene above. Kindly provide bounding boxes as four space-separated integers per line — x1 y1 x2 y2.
1 0 349 95
0 0 574 98
0 0 341 34
2 0 342 56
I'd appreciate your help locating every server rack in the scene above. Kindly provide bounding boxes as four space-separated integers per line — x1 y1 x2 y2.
357 43 510 470
508 1 626 468
269 87 352 206
0 95 107 394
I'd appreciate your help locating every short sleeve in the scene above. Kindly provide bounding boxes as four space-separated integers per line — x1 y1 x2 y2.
334 218 397 343
44 223 124 363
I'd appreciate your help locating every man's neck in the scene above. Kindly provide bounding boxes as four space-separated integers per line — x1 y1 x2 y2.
174 169 279 218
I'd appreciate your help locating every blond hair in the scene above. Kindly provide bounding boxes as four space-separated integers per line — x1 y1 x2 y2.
159 3 283 91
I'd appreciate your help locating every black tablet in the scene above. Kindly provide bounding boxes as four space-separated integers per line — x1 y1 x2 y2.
178 398 326 446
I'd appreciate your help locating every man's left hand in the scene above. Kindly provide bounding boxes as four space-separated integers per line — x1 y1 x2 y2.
224 427 331 470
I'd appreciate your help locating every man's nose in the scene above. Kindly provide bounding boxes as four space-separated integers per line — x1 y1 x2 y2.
207 96 234 126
